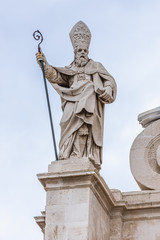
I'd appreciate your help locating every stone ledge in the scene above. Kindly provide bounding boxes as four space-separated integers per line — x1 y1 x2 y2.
48 157 97 173
35 159 160 239
34 211 45 233
37 159 118 217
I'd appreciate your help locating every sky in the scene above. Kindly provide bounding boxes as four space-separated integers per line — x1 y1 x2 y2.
1 0 160 239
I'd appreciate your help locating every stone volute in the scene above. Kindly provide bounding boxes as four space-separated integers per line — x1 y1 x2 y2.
130 107 160 190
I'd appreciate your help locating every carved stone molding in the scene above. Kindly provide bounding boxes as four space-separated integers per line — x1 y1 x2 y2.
35 159 160 239
130 119 160 190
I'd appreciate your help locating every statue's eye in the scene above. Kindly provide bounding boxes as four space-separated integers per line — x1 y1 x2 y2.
84 49 87 53
78 49 82 52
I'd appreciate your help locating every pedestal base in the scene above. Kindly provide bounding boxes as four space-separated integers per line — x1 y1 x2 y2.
35 158 160 240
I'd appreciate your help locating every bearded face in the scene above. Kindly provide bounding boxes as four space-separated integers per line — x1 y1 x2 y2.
74 47 89 67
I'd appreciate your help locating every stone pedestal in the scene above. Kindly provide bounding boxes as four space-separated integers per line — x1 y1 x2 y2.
35 158 160 240
36 158 116 240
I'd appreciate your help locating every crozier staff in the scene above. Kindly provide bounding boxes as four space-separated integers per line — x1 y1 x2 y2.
33 30 58 160
36 21 117 170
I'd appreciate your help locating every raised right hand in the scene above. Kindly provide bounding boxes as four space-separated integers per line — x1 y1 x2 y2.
36 52 48 66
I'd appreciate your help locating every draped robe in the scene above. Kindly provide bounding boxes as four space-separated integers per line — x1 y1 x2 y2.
48 59 116 168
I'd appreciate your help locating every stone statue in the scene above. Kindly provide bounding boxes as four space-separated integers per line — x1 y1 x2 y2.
130 107 160 190
36 21 117 169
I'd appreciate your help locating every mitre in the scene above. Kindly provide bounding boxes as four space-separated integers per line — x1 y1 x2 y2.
69 21 91 50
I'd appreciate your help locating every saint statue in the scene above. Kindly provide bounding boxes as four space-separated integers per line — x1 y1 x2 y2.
36 21 117 169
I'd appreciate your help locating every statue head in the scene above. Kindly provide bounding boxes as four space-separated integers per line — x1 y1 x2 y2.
70 21 91 67
74 45 89 67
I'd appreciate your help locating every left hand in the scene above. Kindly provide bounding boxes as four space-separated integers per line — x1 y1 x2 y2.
99 86 113 103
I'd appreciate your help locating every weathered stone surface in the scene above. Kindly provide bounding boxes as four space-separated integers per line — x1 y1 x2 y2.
35 159 160 240
138 106 160 128
36 158 115 239
121 190 160 240
130 119 160 190
36 21 117 169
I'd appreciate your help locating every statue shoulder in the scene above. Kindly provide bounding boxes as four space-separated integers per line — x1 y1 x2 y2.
54 64 76 76
85 59 110 75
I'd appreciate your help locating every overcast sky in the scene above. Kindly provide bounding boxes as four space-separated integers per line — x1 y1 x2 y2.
1 0 160 239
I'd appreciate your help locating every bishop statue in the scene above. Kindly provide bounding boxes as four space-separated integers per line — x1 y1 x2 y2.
36 21 117 170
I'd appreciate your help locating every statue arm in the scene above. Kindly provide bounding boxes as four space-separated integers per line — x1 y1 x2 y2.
99 74 117 103
93 72 116 104
44 66 68 86
98 85 113 103
36 52 69 86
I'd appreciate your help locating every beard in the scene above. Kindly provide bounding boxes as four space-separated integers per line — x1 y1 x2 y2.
75 55 89 67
